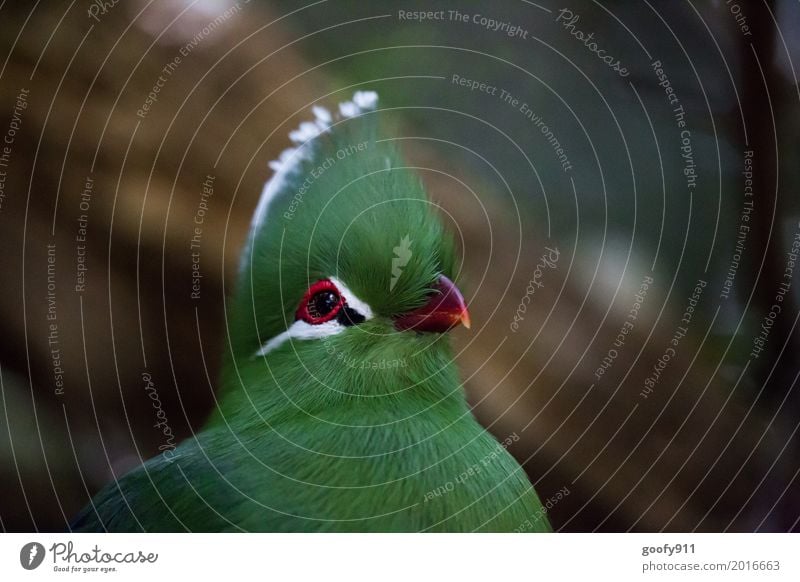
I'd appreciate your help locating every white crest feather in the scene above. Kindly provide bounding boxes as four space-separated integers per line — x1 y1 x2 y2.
249 91 379 233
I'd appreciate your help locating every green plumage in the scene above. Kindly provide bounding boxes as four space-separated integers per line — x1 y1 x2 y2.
72 93 551 532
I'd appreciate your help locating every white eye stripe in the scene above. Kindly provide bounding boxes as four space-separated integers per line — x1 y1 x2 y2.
254 320 343 357
329 277 373 320
254 278 373 357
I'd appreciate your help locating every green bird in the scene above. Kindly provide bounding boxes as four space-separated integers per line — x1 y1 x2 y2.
71 91 551 532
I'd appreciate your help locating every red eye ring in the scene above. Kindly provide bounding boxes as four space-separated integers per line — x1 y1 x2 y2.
296 279 344 325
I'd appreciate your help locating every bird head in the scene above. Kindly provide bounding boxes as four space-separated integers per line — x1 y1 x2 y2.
220 92 470 416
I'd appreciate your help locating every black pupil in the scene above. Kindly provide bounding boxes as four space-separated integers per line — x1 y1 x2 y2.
308 291 339 319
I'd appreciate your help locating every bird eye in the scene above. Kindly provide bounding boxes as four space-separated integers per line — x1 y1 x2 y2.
296 279 344 325
308 290 339 318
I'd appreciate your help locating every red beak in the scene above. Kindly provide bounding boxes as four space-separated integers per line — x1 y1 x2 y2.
393 275 471 333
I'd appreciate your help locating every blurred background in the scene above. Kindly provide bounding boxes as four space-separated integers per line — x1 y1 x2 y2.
1 0 799 532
